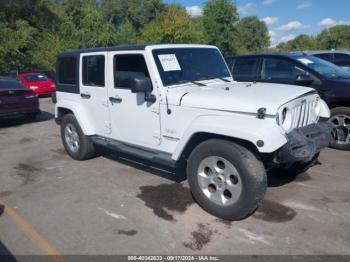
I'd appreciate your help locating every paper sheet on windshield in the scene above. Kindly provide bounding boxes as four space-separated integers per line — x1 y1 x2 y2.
158 54 181 71
298 58 314 65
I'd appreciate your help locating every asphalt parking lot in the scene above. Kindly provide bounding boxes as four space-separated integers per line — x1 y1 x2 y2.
0 98 350 256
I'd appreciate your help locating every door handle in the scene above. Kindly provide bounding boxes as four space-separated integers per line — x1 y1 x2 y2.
109 96 122 104
80 93 91 99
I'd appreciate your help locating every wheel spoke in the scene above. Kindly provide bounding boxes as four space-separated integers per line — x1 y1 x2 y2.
64 124 80 153
209 190 223 205
197 156 242 207
225 183 241 201
197 173 212 188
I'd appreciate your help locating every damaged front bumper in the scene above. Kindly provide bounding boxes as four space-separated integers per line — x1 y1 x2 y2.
275 122 334 164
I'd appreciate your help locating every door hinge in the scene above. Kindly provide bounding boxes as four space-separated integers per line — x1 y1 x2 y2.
151 107 160 115
105 122 112 133
152 132 161 141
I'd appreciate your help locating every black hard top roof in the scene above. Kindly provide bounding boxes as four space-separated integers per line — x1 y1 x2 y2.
58 44 148 56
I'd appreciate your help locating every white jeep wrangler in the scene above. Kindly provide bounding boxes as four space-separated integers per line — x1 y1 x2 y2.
53 44 333 220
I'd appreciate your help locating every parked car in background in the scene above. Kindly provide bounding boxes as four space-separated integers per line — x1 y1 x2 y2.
309 50 350 72
225 53 350 150
37 70 56 81
0 79 40 119
18 72 56 96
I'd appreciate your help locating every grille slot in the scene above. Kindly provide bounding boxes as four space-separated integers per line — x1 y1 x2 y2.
291 99 317 129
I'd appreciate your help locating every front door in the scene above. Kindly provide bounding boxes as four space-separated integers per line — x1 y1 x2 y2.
107 51 161 147
79 52 110 134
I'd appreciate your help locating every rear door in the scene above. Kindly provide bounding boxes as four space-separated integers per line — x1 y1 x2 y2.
79 52 110 135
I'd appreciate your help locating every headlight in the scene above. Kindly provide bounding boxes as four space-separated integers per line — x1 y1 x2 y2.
29 86 38 90
278 107 292 132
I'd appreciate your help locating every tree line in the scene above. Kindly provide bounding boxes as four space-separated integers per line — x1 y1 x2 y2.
277 25 350 52
0 0 349 74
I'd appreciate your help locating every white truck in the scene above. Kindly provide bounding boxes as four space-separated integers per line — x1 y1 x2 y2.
53 44 333 220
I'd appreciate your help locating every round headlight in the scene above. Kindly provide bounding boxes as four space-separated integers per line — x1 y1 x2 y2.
281 107 292 131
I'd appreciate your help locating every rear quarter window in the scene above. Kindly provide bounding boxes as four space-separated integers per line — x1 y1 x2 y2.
56 55 79 93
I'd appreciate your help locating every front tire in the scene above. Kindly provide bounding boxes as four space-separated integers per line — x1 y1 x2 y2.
60 114 97 160
187 139 267 220
328 107 350 150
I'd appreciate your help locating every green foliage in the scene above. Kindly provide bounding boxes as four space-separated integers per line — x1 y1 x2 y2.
141 5 205 44
101 0 166 32
0 17 36 72
236 16 270 53
202 0 239 55
3 0 349 73
317 25 350 50
277 25 350 52
277 35 318 52
115 21 138 45
71 1 118 48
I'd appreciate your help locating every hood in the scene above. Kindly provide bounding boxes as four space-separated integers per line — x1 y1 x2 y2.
166 81 315 115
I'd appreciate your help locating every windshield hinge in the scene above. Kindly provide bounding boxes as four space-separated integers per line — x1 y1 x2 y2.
257 108 266 119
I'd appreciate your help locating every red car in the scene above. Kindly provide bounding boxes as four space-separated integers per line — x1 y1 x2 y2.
18 72 56 96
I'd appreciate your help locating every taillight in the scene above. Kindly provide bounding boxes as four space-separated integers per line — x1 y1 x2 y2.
25 92 38 98
50 83 56 88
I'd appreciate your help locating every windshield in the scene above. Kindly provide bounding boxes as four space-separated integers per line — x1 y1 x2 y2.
25 74 49 82
297 56 350 79
152 48 231 86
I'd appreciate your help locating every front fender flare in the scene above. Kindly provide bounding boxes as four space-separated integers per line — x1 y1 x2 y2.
171 115 287 160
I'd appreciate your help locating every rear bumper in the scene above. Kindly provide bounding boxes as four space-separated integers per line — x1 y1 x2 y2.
275 122 334 164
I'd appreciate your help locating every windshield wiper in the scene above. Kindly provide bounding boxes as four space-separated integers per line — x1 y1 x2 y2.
197 76 231 83
218 77 231 82
174 80 206 86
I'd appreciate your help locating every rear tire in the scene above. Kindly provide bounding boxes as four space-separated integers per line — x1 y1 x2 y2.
187 139 267 220
60 114 97 160
328 107 350 150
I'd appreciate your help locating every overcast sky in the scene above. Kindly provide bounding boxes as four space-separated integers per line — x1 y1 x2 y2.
164 0 350 46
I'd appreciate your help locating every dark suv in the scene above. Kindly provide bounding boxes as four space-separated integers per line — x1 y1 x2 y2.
309 51 350 72
225 53 350 150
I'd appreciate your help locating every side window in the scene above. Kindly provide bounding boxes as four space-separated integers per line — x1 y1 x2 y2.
314 53 332 62
82 55 105 87
58 56 77 85
261 58 308 84
232 58 259 81
333 54 350 66
114 54 150 89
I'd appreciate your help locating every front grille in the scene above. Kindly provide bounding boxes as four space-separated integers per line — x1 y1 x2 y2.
291 99 317 129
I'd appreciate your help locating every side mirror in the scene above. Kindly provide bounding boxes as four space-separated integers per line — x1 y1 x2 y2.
295 74 314 85
130 76 152 93
130 76 156 103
